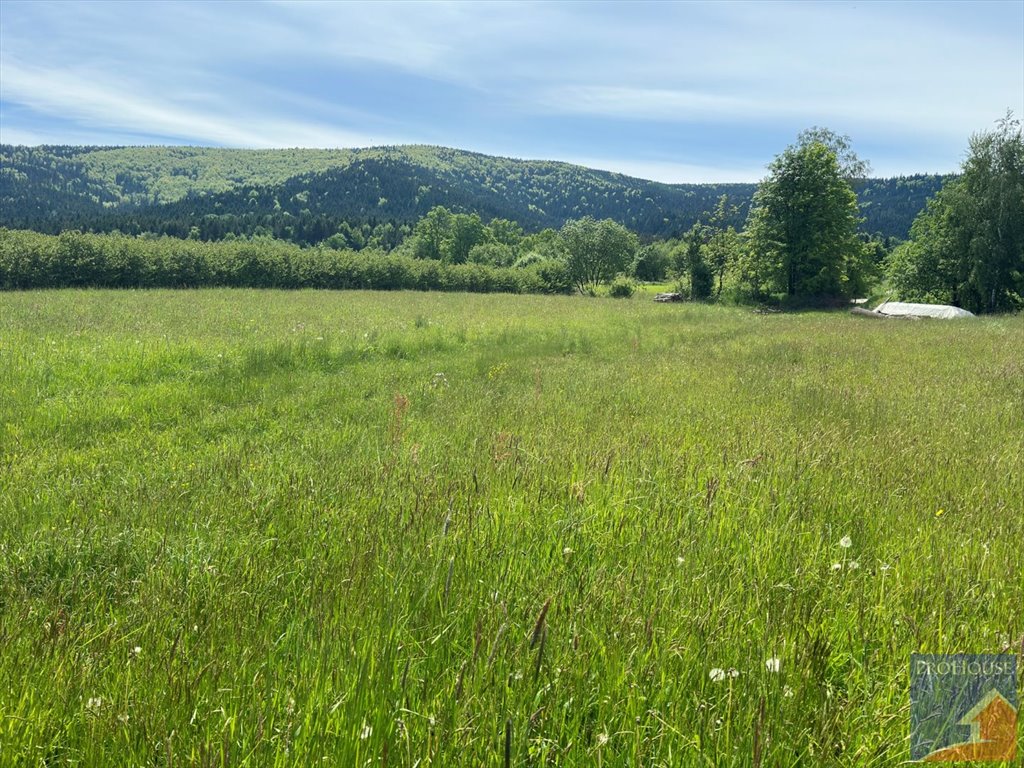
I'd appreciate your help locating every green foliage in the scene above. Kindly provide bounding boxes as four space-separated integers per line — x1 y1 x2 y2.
1 290 1021 764
687 237 714 301
607 275 635 298
0 229 571 295
631 243 672 282
558 217 638 293
0 145 945 243
409 205 453 261
886 113 1024 313
525 258 573 295
468 242 516 267
704 196 744 298
745 132 868 299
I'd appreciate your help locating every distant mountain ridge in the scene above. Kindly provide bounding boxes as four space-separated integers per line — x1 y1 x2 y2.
0 144 949 242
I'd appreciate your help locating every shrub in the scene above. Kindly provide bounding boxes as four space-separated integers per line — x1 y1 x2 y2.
0 229 569 296
608 276 635 298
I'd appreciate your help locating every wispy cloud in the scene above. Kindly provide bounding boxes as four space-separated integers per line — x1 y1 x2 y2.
1 0 1021 181
0 58 398 148
557 155 765 186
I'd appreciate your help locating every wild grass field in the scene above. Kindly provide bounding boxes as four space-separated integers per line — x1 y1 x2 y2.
1 290 1021 766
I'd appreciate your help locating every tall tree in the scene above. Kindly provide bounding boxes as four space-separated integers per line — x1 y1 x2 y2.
410 206 452 261
745 131 867 298
681 225 713 299
705 195 742 298
559 217 638 293
886 113 1024 313
445 212 487 264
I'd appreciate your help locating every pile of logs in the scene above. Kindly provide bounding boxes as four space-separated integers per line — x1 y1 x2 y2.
653 292 683 303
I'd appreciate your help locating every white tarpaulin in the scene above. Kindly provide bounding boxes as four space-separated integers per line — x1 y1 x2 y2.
874 301 976 319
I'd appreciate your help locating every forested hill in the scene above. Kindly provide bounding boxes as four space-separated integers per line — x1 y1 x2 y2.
1 144 947 242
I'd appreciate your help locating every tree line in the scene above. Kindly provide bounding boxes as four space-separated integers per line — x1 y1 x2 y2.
1 144 946 242
566 118 1021 313
2 117 1020 311
0 229 572 295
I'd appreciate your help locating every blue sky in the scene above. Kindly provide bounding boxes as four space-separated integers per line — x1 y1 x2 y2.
1 0 1021 182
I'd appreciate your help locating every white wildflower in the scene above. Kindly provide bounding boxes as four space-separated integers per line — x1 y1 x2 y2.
86 697 103 711
847 560 860 570
596 732 610 747
562 547 573 556
676 556 685 566
728 668 740 678
360 722 373 740
709 668 727 682
831 562 842 571
765 657 781 673
839 535 852 549
783 685 794 698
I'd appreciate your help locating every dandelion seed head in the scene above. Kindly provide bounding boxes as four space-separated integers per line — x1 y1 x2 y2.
709 668 726 682
765 657 781 673
839 535 852 548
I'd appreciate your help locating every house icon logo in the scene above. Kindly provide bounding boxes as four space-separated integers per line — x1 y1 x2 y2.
910 654 1018 762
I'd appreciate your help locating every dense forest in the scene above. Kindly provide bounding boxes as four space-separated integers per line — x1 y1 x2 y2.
5 125 1018 313
0 145 946 244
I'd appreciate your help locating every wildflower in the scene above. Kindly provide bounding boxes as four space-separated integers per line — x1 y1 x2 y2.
728 668 740 678
596 732 610 747
562 547 573 557
765 657 781 673
709 668 727 682
132 646 142 655
783 685 794 698
847 560 860 570
935 508 945 518
86 697 103 711
839 535 852 549
360 722 372 740
831 562 842 571
431 372 449 388
676 556 685 566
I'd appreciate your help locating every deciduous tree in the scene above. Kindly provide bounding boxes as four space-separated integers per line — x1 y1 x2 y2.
745 130 867 298
559 217 638 293
886 113 1024 312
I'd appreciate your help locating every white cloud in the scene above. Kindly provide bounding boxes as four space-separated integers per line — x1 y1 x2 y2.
557 155 765 185
0 0 1020 176
0 58 398 148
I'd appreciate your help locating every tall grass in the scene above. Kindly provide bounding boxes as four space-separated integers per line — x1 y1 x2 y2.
1 290 1021 766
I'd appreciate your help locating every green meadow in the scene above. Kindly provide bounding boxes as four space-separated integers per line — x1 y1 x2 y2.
1 289 1021 766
